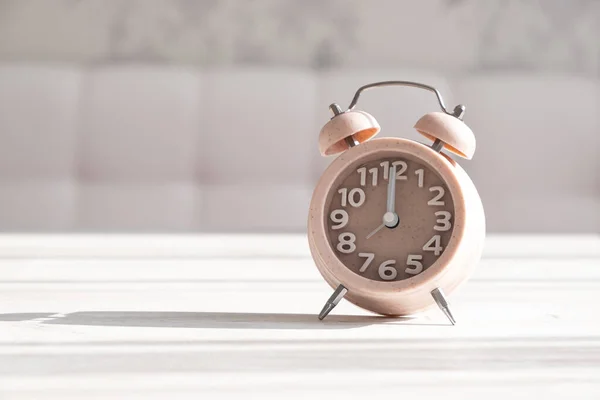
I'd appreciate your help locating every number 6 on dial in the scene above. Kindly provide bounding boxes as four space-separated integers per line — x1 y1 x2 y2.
378 260 397 281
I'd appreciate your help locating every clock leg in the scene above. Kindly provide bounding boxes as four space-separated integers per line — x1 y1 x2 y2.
318 284 348 320
431 288 456 325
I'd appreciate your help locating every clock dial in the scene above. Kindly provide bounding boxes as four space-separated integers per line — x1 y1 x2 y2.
325 154 455 282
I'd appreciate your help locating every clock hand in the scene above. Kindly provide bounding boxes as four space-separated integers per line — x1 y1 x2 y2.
366 211 400 239
386 163 397 214
384 163 399 228
366 222 385 240
367 164 401 239
367 163 403 240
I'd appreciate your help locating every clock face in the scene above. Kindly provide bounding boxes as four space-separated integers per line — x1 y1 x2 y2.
324 152 455 282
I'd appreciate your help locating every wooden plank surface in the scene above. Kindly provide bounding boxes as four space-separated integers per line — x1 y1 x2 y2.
0 234 599 399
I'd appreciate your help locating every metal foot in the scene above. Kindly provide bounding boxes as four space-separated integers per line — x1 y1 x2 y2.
318 285 348 320
431 288 456 325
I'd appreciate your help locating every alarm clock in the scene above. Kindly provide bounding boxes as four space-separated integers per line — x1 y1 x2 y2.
308 81 485 324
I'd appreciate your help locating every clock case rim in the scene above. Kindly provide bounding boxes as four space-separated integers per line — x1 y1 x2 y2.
308 137 483 314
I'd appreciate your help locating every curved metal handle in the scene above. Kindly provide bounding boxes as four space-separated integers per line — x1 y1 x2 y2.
346 80 465 119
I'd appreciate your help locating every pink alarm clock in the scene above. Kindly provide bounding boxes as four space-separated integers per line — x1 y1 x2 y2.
308 81 485 324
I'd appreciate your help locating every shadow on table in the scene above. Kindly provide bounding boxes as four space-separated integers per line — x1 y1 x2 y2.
0 311 446 329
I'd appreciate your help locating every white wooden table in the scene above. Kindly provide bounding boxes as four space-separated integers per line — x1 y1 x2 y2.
0 234 599 399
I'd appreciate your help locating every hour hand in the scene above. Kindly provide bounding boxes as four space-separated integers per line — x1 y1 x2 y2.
366 213 398 239
366 222 385 240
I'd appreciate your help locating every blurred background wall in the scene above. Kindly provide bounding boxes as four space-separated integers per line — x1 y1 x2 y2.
0 0 598 233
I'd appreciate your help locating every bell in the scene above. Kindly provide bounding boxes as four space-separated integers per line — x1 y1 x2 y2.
318 108 380 156
414 112 476 159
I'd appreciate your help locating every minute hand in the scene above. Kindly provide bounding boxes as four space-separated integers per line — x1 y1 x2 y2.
386 164 397 214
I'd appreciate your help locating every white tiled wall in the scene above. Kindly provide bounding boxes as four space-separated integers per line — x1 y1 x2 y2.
1 1 597 76
78 66 202 183
0 66 82 179
455 75 599 233
0 65 597 232
200 70 316 185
